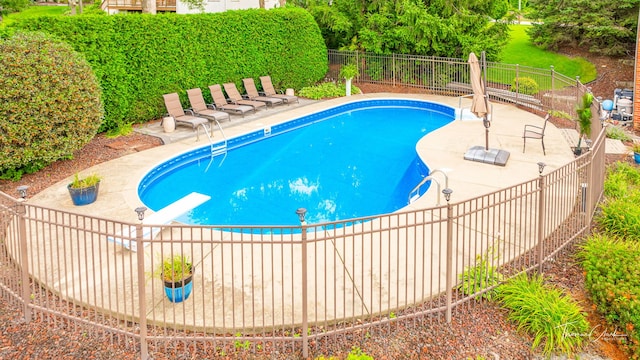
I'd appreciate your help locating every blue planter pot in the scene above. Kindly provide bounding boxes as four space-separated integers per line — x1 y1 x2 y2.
634 152 640 164
163 274 193 303
67 182 100 206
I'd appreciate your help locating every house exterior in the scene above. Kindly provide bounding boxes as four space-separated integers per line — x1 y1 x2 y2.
101 0 281 14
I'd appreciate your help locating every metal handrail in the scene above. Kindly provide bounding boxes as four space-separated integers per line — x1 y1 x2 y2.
408 169 450 205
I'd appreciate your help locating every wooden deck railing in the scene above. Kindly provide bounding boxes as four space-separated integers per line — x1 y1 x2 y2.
101 0 176 12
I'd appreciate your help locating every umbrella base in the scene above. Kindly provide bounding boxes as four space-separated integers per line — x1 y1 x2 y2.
464 146 510 166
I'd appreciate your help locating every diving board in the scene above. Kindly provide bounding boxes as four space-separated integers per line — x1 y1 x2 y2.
108 192 210 252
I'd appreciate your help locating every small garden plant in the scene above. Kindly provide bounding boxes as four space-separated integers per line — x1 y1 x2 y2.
605 125 632 142
496 272 589 357
155 254 193 283
458 243 503 300
69 173 102 189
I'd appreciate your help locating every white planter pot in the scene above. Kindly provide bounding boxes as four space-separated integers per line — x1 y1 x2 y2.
163 116 175 133
345 78 352 97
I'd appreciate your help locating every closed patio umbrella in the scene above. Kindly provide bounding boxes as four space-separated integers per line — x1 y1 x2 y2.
463 52 509 166
468 52 491 150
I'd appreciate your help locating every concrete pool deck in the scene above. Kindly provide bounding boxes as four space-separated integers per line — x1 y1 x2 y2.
29 92 614 217
21 92 630 331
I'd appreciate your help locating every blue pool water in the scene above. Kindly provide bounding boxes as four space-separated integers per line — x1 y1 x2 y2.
138 99 455 226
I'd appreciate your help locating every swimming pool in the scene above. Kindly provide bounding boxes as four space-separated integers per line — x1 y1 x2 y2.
138 99 455 226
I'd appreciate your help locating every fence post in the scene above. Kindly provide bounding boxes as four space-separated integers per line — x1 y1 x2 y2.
515 64 520 103
392 53 396 87
17 197 32 323
296 208 309 358
550 66 555 113
536 162 546 273
133 207 149 360
356 51 360 82
576 76 581 107
442 189 453 323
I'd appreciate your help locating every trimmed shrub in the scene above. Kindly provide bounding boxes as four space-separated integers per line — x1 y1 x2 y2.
511 77 539 95
0 31 103 180
496 273 589 357
13 8 327 131
298 82 361 99
580 234 640 356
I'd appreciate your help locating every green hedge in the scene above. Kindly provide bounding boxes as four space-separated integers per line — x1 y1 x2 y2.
12 8 327 131
0 31 103 179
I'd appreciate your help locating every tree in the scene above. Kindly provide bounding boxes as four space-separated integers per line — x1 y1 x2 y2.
527 0 639 56
291 0 511 60
0 0 30 17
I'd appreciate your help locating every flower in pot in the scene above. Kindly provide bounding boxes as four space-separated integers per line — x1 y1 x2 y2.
67 173 101 206
156 254 194 303
574 92 593 155
339 64 359 97
632 143 640 164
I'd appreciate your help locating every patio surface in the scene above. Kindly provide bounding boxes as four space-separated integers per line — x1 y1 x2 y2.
23 93 631 330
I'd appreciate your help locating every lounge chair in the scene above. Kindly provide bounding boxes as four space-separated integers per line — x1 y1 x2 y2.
223 82 267 111
259 76 299 104
208 84 255 117
186 88 231 123
522 114 550 155
242 78 284 107
162 93 210 139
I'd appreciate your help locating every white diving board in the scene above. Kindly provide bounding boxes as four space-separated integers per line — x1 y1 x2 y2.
107 192 210 252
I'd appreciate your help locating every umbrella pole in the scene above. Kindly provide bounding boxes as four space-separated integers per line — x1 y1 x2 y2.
482 52 490 151
484 117 489 151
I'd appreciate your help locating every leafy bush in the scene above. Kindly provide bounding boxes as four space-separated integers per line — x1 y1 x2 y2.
606 126 632 142
597 198 640 241
510 77 539 95
597 162 640 240
13 8 327 131
298 82 361 100
580 234 640 356
0 31 103 180
496 273 589 357
603 162 640 199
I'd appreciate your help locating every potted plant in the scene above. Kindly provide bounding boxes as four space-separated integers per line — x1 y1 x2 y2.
339 63 359 97
632 143 640 164
573 92 593 156
156 254 194 303
67 173 101 206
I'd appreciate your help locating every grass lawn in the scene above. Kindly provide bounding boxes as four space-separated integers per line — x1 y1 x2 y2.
500 24 597 83
1 5 68 27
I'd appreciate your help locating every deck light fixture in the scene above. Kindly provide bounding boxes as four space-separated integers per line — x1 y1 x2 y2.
135 206 147 221
16 185 29 200
537 162 546 176
442 188 453 203
295 208 307 224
